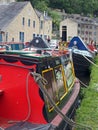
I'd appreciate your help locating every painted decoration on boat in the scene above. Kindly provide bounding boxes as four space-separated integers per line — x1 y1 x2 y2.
68 36 90 51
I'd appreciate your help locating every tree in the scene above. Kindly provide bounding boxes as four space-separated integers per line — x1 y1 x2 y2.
33 1 48 12
48 10 62 31
17 0 98 17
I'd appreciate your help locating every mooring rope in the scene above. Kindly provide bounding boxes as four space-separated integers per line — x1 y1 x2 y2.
8 72 32 124
78 78 88 88
31 72 92 130
82 54 98 68
24 72 32 122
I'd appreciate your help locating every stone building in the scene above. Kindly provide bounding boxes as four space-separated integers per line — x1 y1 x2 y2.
34 10 52 40
0 1 52 43
60 14 98 44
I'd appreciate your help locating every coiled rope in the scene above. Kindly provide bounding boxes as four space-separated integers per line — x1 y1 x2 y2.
31 72 92 130
0 127 4 130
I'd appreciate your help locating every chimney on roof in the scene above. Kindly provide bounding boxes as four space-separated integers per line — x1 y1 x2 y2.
44 11 48 17
44 11 46 16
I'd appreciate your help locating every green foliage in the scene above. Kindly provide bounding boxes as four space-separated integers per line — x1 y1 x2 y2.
48 10 62 30
75 55 98 130
17 0 98 17
31 0 49 12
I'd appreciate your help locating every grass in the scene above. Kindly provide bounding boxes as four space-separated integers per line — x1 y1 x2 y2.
75 55 98 130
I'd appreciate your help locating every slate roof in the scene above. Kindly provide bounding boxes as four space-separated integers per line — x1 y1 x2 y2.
65 14 98 25
35 9 52 21
0 2 29 31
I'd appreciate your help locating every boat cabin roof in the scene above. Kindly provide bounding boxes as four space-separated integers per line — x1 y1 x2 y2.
0 50 70 72
0 49 70 59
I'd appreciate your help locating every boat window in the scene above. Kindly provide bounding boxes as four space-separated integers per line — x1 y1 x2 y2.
42 68 59 111
42 62 74 112
61 55 68 64
55 59 61 65
63 61 74 88
19 44 24 50
54 65 66 99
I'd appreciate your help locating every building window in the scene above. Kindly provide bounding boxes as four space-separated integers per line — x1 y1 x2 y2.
94 26 96 29
86 25 88 28
89 38 92 41
33 21 35 28
40 20 43 29
85 31 88 34
90 26 92 29
81 18 84 21
22 17 25 26
94 32 96 35
12 38 14 41
19 32 24 42
85 37 88 40
81 24 84 28
0 34 2 42
78 24 80 27
5 32 8 42
78 30 80 34
81 31 84 34
28 19 30 27
89 32 92 35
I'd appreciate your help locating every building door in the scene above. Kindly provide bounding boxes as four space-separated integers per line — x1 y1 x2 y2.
62 26 67 41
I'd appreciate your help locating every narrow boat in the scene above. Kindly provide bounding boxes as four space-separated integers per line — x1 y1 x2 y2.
68 36 94 78
0 39 80 130
0 42 25 51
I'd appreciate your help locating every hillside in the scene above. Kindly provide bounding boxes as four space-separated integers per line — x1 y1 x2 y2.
17 0 98 17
